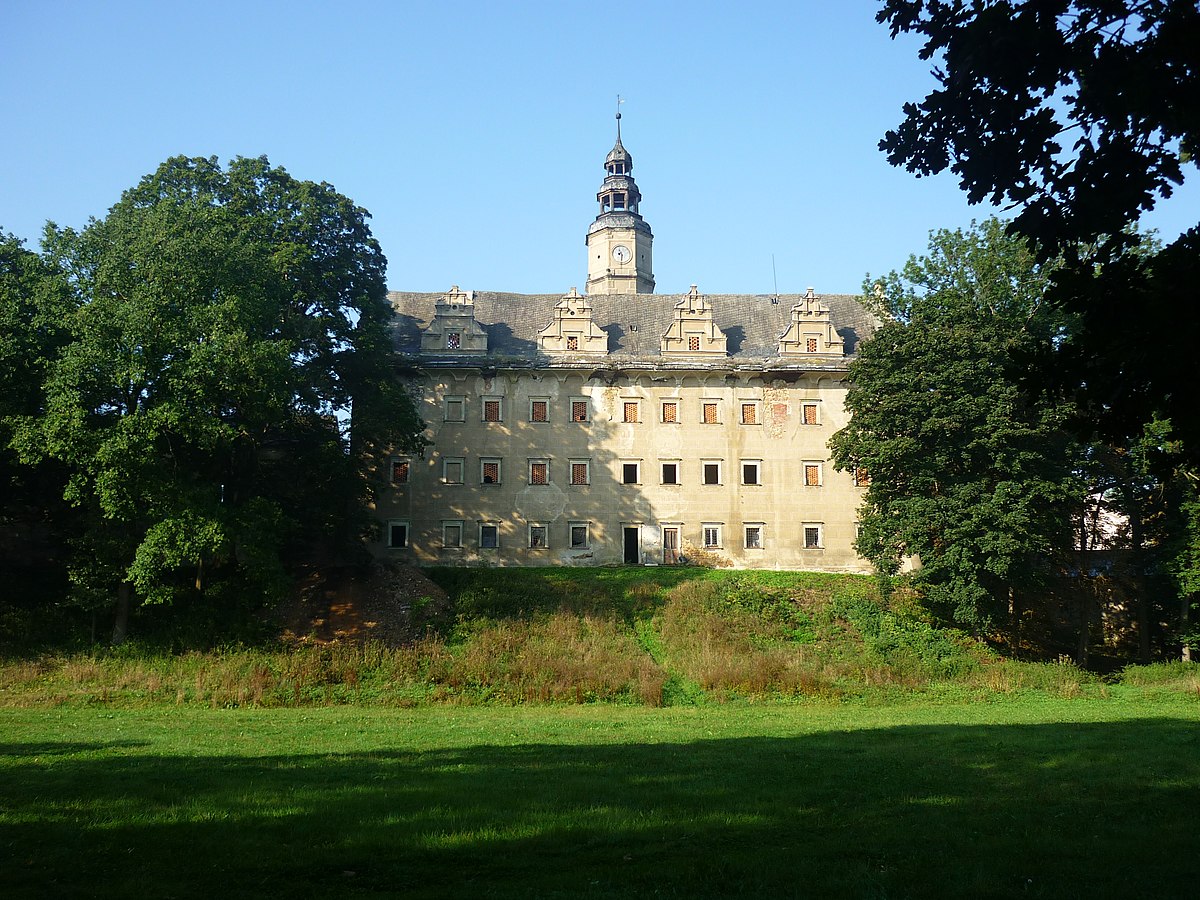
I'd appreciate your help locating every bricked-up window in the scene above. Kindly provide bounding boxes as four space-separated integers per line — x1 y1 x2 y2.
661 462 679 484
742 461 761 485
570 460 590 485
773 402 789 421
571 399 589 422
744 525 763 549
442 521 463 549
622 462 640 484
802 403 818 425
703 462 721 485
482 398 502 422
391 458 410 484
623 401 639 423
387 521 409 549
741 403 757 425
803 524 823 549
481 459 501 484
480 523 500 549
688 335 701 351
854 466 870 487
703 524 722 549
443 458 465 484
804 462 822 486
529 460 549 485
566 336 579 351
444 397 465 422
529 525 548 549
530 399 548 422
806 338 818 353
702 402 718 424
569 522 589 549
446 332 461 350
662 401 678 423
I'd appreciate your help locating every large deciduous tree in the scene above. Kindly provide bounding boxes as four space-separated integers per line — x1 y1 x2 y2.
877 0 1200 454
830 220 1080 630
17 156 423 641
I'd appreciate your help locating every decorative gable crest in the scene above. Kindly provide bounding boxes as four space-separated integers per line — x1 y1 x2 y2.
660 285 728 356
420 285 488 355
536 287 608 354
778 287 845 357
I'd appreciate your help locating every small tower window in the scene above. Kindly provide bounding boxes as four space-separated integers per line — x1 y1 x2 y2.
613 192 626 210
446 332 461 350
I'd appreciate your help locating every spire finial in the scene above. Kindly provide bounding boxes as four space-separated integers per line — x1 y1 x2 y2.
615 94 624 140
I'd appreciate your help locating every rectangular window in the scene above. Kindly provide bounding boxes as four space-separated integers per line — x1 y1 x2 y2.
802 402 819 425
661 462 679 485
443 457 465 484
744 525 764 550
854 466 870 487
703 461 721 485
622 462 640 485
482 398 502 422
387 520 409 549
442 520 463 549
529 459 549 485
803 524 823 549
623 401 640 423
688 335 701 351
740 403 758 425
806 337 819 353
570 459 590 485
529 524 548 549
742 460 761 485
661 400 678 423
804 462 823 486
390 458 410 484
444 397 465 422
569 521 589 549
530 399 549 422
566 335 579 351
479 523 500 549
702 524 722 549
481 458 502 485
571 398 590 422
446 332 461 350
702 401 719 424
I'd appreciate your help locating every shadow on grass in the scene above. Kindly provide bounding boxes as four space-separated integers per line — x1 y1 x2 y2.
3 718 1198 899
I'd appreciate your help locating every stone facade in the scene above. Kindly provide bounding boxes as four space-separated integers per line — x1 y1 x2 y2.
375 122 877 572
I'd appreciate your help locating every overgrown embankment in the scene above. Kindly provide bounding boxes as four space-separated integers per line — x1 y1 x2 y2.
2 568 1197 707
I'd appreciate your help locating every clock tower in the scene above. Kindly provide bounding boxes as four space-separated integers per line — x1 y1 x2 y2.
586 111 654 294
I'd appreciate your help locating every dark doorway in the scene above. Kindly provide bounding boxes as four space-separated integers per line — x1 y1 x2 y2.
623 527 640 564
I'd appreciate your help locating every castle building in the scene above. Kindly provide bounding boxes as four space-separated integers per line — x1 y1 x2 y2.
378 117 876 571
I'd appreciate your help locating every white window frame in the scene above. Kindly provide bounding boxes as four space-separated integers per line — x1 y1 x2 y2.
800 401 820 426
700 399 721 425
479 522 500 550
621 399 641 424
660 460 681 485
569 521 590 549
443 396 466 423
569 458 591 486
741 459 762 486
528 458 550 485
570 396 591 423
702 523 723 550
739 400 761 426
529 397 550 423
803 460 824 487
701 459 722 486
744 523 765 550
480 457 502 485
661 399 680 424
621 460 641 485
386 520 410 549
803 523 824 550
442 457 465 484
481 396 504 423
390 456 411 485
528 523 549 550
442 520 464 550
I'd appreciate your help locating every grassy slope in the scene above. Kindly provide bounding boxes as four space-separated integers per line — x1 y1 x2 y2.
3 700 1199 899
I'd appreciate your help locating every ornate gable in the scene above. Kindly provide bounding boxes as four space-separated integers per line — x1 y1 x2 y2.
778 287 845 357
659 285 728 356
536 287 609 355
419 285 488 355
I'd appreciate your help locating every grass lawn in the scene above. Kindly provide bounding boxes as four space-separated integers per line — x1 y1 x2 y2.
4 696 1199 899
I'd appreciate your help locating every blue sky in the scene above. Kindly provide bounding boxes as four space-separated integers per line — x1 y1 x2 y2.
3 0 1196 295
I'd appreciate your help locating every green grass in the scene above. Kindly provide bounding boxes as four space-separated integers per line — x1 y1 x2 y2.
3 699 1199 899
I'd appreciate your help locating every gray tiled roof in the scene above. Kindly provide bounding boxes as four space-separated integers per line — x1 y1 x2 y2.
388 290 879 368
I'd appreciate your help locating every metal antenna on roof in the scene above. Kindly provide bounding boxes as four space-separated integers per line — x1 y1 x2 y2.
771 254 780 304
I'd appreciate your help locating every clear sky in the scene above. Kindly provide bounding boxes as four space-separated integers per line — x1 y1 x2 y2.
3 0 1196 296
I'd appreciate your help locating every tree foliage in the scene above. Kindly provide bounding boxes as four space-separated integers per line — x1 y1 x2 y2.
878 0 1200 453
14 157 423 638
830 220 1080 628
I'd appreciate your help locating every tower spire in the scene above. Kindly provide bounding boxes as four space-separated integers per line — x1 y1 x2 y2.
616 94 623 142
586 101 654 294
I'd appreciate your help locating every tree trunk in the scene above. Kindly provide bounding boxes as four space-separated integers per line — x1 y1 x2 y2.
1183 594 1194 663
1008 586 1021 656
112 581 132 645
1075 588 1091 669
1129 508 1152 664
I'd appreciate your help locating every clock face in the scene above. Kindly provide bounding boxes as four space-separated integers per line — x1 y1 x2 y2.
612 244 632 264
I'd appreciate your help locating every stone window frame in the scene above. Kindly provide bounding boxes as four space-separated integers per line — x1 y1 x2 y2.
803 523 824 550
390 457 411 485
528 523 549 550
801 402 820 426
803 460 824 487
741 459 762 486
442 457 465 485
569 520 590 549
660 460 681 485
479 521 501 550
442 520 464 550
386 519 409 549
446 331 462 350
701 399 721 425
528 458 550 486
529 398 550 423
569 458 591 486
661 399 680 424
621 460 641 485
702 523 723 550
739 401 761 426
744 523 765 550
702 459 722 486
481 396 504 423
480 457 502 485
622 399 641 424
570 396 591 423
854 466 870 487
443 396 466 423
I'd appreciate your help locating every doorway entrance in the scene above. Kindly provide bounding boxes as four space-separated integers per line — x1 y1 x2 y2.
623 527 640 564
663 527 681 565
